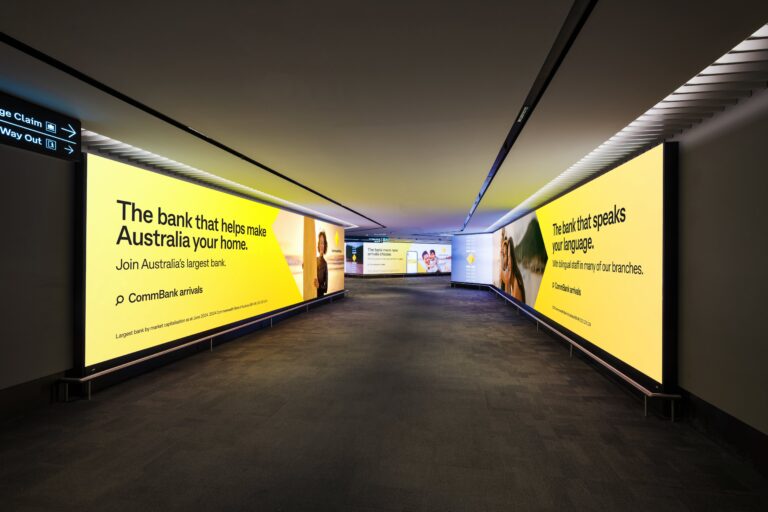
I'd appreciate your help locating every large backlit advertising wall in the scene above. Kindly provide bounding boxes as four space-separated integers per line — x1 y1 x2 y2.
85 155 344 368
345 242 451 275
484 144 667 384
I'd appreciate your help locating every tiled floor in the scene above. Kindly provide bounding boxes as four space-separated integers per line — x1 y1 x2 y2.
1 277 766 511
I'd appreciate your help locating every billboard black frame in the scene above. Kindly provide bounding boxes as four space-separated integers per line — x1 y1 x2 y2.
73 152 347 378
453 143 678 394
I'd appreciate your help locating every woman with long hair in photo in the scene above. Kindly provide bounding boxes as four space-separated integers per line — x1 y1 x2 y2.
499 228 526 303
499 230 511 292
314 231 328 298
507 237 526 304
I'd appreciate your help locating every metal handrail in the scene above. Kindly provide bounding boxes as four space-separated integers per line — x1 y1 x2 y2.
454 281 680 419
60 290 347 398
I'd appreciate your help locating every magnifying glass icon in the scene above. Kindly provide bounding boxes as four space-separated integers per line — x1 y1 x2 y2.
115 295 124 306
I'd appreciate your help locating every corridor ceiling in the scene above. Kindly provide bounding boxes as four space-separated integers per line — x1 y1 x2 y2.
2 1 767 238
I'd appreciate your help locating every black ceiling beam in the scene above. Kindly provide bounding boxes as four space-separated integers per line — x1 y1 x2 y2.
460 0 597 231
0 31 385 229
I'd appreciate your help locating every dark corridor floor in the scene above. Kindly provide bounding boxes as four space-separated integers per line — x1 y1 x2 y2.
1 277 766 511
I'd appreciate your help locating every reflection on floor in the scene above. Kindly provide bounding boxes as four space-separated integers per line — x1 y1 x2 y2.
1 276 766 511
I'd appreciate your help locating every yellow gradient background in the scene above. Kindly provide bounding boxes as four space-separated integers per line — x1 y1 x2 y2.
534 145 664 382
85 155 342 366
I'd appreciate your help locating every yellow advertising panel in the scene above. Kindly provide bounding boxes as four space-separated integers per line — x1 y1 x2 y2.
493 145 664 382
85 155 344 367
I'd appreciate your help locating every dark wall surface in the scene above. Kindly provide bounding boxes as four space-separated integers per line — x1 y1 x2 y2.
675 87 768 435
0 144 75 390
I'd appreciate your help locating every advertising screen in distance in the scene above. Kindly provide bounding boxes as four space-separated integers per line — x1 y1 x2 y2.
85 154 344 367
361 242 451 275
451 234 493 284
345 242 364 274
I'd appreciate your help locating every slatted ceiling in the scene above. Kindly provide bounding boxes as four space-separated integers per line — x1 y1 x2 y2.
619 128 674 134
627 122 693 128
690 72 768 83
668 91 752 100
485 24 768 233
732 38 768 51
626 121 690 126
596 145 647 151
80 129 356 228
716 50 768 63
613 139 672 144
617 134 679 139
704 63 768 75
614 133 659 140
639 112 715 119
646 107 720 115
677 82 758 92
646 107 726 115
624 122 690 128
655 99 740 107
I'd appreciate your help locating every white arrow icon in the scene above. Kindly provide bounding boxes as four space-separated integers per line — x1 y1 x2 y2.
65 145 74 155
62 124 77 138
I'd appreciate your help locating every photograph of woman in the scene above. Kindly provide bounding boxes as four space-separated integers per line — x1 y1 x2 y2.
314 231 328 298
498 228 526 303
506 235 526 303
499 231 510 291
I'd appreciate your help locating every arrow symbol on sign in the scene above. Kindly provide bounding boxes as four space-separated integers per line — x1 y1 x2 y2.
62 124 77 138
65 145 74 155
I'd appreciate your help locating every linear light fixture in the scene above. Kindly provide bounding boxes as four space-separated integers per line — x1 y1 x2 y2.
459 0 597 231
487 23 768 232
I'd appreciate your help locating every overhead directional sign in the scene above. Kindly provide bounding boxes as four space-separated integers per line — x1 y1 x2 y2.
0 91 81 161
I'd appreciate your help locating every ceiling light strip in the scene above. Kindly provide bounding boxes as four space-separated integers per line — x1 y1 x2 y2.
81 130 357 228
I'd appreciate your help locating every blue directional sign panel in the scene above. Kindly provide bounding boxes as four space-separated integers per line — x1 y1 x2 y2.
0 91 81 161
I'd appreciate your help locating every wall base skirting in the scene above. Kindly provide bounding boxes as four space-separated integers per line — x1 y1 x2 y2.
681 390 768 476
0 372 65 422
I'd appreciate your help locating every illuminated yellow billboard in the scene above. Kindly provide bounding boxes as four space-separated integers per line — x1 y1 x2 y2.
85 155 344 368
493 144 667 384
344 242 451 275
